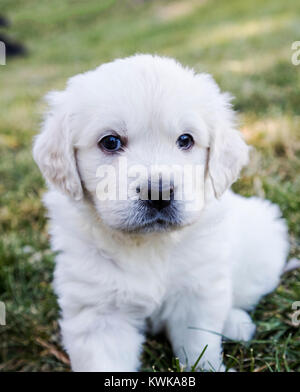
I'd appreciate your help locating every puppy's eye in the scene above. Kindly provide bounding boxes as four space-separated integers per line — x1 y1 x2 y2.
176 134 194 150
98 135 123 152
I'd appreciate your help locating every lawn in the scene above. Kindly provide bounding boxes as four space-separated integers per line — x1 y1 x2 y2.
0 0 299 372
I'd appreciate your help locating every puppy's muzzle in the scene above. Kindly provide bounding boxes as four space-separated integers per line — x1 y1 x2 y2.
137 178 175 212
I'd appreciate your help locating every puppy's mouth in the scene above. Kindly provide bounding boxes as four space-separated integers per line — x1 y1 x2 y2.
130 217 178 233
119 202 183 234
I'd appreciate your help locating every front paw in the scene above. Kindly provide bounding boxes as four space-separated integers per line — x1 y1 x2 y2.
180 349 225 372
223 308 256 342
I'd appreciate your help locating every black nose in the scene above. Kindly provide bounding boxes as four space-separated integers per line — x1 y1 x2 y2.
146 180 174 211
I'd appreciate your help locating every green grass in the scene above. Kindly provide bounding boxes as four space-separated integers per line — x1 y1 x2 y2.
0 0 300 372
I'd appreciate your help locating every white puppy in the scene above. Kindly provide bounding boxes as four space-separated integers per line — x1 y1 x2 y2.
33 55 289 372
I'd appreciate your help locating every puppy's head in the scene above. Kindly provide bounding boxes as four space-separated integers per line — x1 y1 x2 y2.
33 55 249 233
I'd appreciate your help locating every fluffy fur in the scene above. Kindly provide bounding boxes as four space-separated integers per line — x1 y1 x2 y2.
33 55 289 371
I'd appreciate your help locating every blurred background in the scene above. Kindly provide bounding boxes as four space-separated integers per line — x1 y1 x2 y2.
0 0 299 372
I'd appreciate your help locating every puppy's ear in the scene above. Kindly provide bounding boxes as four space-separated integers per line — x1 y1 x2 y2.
208 96 249 199
33 92 83 200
